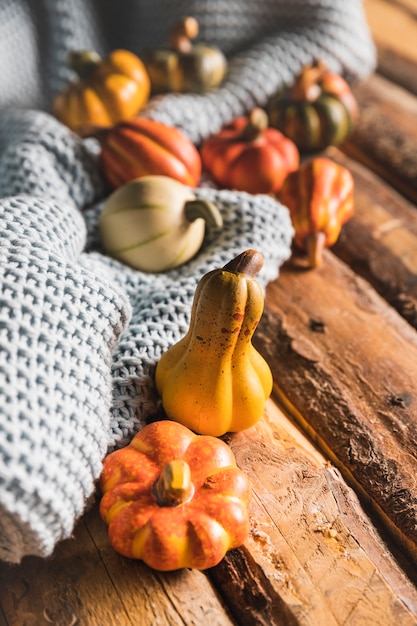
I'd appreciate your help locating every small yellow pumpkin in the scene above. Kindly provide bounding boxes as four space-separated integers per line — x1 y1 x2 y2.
155 249 273 435
52 49 150 132
144 16 227 94
99 175 223 272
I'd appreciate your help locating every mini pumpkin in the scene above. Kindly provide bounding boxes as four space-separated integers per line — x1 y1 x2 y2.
52 49 151 132
99 175 223 272
155 249 273 436
279 157 355 267
144 16 227 94
99 419 252 570
91 117 202 189
200 108 299 194
267 60 359 152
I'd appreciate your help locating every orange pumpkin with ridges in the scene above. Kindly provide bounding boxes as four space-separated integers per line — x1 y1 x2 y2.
53 49 151 132
200 108 299 194
99 420 251 570
96 117 202 188
279 157 354 267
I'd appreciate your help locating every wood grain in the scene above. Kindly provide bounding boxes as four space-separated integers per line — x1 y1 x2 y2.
255 256 417 566
344 74 417 204
0 502 234 626
209 403 417 625
327 148 417 329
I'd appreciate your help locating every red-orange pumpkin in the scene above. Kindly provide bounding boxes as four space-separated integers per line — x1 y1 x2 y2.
200 108 299 194
94 117 202 189
279 157 354 267
99 420 252 570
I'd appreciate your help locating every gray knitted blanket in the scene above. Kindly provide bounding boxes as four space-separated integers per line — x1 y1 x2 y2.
0 0 376 563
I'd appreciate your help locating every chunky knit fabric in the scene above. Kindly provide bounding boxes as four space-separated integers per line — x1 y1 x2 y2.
0 1 376 563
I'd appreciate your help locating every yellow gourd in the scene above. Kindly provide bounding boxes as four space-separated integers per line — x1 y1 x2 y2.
155 249 273 436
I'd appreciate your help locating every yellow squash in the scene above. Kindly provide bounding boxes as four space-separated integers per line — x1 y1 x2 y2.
155 249 273 436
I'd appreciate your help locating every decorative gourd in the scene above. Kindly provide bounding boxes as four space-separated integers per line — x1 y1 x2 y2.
200 108 299 194
99 419 252 570
99 175 223 272
279 157 355 267
267 60 359 152
155 249 273 436
52 49 151 132
144 16 227 94
93 117 202 189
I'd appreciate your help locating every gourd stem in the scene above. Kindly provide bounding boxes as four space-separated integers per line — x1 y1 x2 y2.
240 108 269 141
169 16 199 53
68 50 102 79
291 60 326 101
305 231 326 268
153 460 194 507
184 199 223 228
223 249 264 277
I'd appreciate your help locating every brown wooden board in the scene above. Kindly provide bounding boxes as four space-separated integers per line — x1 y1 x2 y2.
344 73 417 205
2 402 417 626
326 148 417 329
254 254 417 568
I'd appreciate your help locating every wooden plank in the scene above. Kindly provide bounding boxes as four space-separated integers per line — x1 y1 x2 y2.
208 402 417 625
376 46 417 96
254 255 417 568
2 401 417 625
0 502 234 626
344 73 417 204
326 148 417 329
365 0 417 64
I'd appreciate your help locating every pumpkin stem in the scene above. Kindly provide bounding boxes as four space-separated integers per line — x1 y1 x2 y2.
169 16 199 53
305 231 327 268
240 108 269 141
67 50 102 79
184 199 223 228
153 460 194 507
291 60 327 102
223 249 264 277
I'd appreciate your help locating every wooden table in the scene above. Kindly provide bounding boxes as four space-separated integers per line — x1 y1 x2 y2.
2 1 417 624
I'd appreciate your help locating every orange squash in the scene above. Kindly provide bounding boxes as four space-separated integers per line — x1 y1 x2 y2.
99 420 252 570
279 157 354 267
94 117 202 189
52 49 151 132
200 108 299 194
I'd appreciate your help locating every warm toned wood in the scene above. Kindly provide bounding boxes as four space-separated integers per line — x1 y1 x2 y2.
2 401 416 626
365 0 417 64
209 403 417 625
344 73 417 204
326 148 417 329
254 255 417 568
0 502 234 626
376 46 417 96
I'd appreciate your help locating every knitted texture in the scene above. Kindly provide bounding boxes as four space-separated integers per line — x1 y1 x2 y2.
0 1 376 563
0 110 293 563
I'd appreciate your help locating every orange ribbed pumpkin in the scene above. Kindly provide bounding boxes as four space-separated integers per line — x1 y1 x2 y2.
279 157 354 267
53 49 150 132
97 117 202 189
200 108 299 194
99 420 251 570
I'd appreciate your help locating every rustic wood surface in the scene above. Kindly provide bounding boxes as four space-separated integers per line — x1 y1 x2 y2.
2 1 417 624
